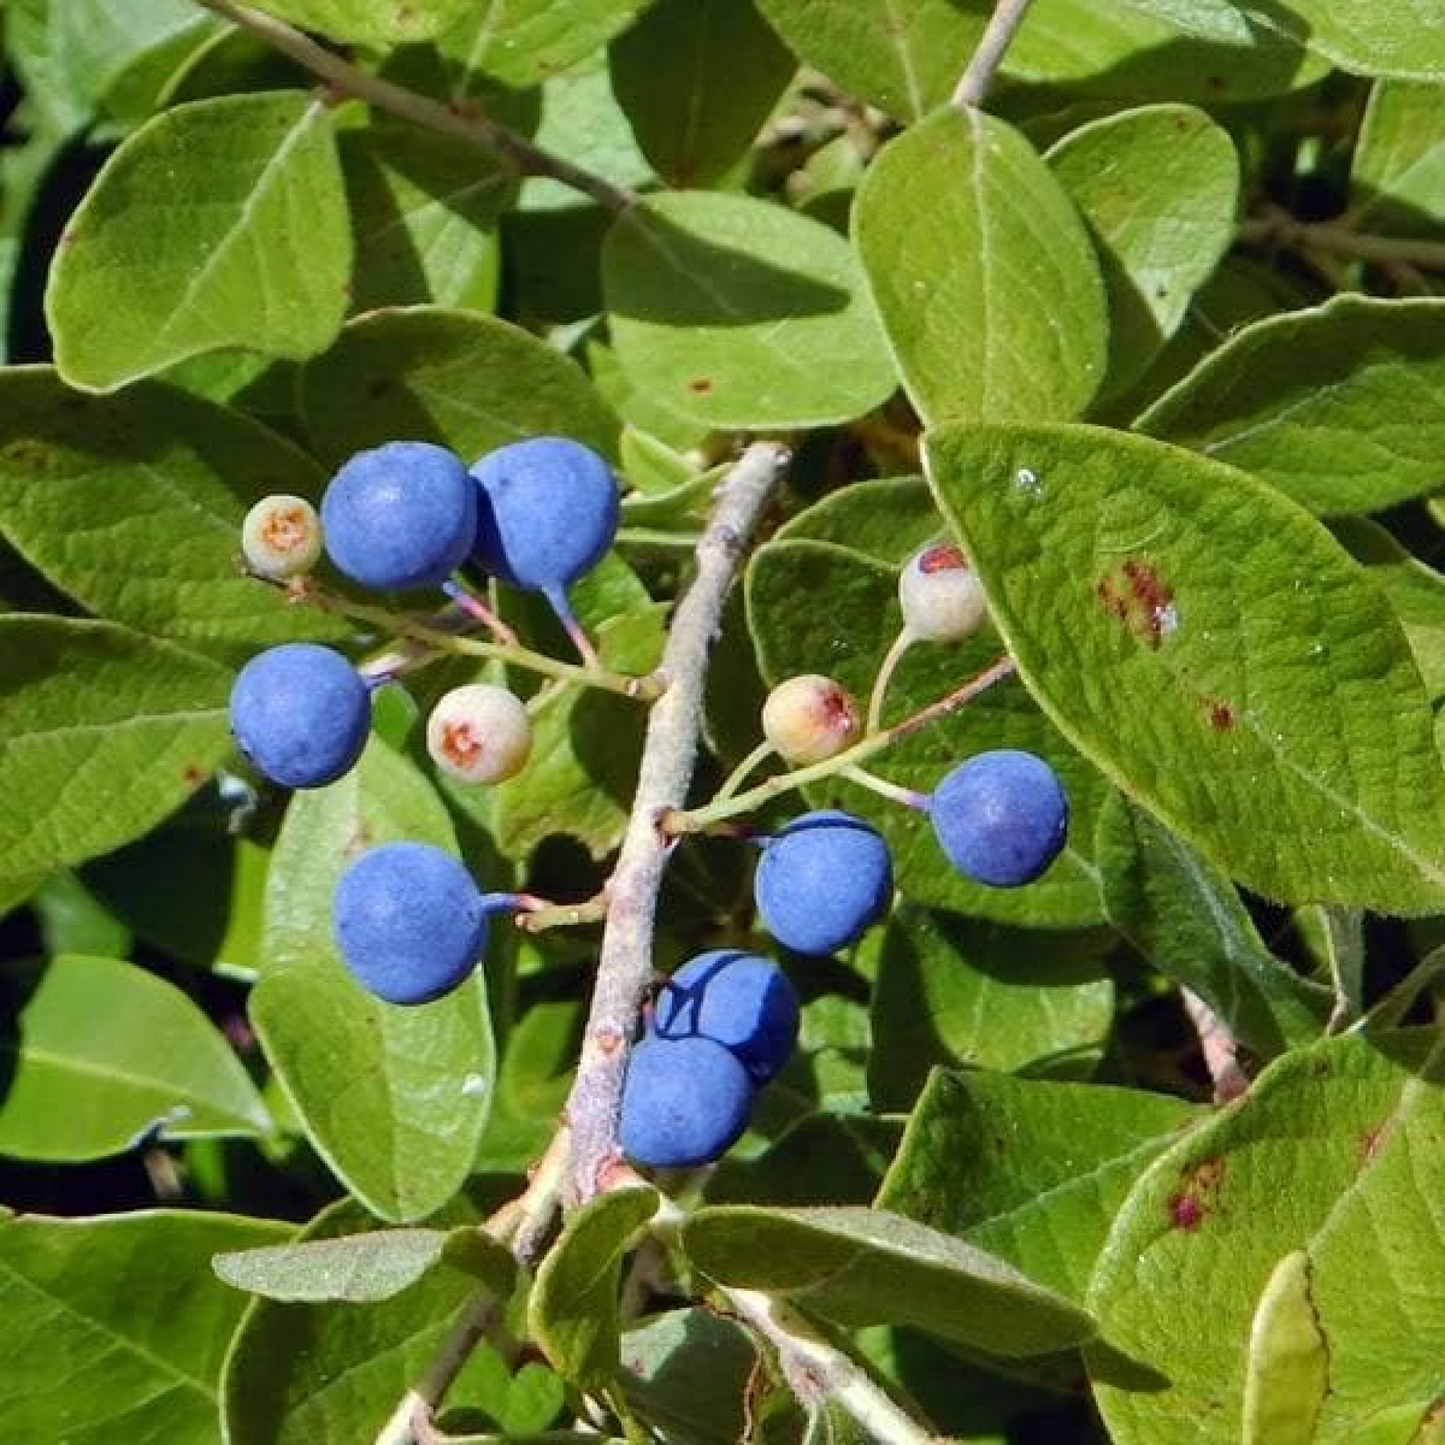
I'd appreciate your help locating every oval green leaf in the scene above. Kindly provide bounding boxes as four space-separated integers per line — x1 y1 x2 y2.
213 1229 449 1303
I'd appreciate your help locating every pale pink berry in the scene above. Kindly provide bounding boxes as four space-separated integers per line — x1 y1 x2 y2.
426 684 532 784
241 494 322 581
761 674 861 765
898 542 987 643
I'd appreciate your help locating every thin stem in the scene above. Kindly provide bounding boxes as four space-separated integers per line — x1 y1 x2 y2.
442 580 517 647
865 626 915 735
714 739 776 804
1238 214 1445 272
839 764 929 813
518 889 612 933
1180 989 1249 1104
561 442 791 1203
951 0 1035 109
669 654 1017 834
192 0 637 212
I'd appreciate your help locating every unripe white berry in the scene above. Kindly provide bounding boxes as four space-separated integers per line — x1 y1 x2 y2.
426 683 532 784
898 542 987 643
241 494 323 581
761 674 861 765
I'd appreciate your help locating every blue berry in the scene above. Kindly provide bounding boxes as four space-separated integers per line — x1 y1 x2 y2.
229 642 370 789
333 841 490 1005
653 949 800 1083
321 441 476 591
619 1035 754 1168
754 810 892 956
929 749 1069 887
470 437 620 594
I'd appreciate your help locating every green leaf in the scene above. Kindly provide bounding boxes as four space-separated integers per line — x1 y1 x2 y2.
0 617 232 886
1241 1251 1330 1445
0 370 345 653
926 422 1445 912
31 872 132 959
877 1068 1203 1303
530 1185 659 1390
1352 81 1445 232
0 953 270 1161
1089 1031 1445 1443
854 108 1107 427
752 0 988 123
253 739 496 1222
602 191 896 430
1109 0 1252 41
247 0 473 45
708 1113 905 1208
1097 796 1329 1055
47 92 351 392
1047 104 1240 399
439 0 654 90
1138 296 1445 514
610 0 794 188
868 909 1115 1111
299 306 621 467
0 1209 289 1443
684 1204 1096 1357
620 1307 758 1445
1271 1 1445 81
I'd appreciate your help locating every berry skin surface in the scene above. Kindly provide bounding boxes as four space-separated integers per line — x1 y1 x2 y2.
761 674 861 765
241 494 322 581
929 749 1069 888
898 542 988 643
333 841 488 1005
754 810 892 956
653 949 800 1083
470 437 620 593
619 1034 754 1168
229 642 370 789
321 441 476 591
426 683 532 784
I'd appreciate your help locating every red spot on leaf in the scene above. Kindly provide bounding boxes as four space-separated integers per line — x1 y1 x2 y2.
919 544 967 575
1169 1192 1204 1231
1208 700 1234 731
1360 1121 1392 1163
1097 558 1176 648
182 765 205 787
687 378 713 394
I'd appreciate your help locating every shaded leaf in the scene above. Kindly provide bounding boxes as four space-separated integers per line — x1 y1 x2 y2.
251 0 472 45
1352 80 1445 233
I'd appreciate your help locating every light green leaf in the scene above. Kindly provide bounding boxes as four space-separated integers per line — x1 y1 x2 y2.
530 1186 659 1390
0 1209 289 1443
752 0 988 122
0 617 232 886
1089 1031 1445 1443
868 909 1115 1110
48 92 350 392
0 369 344 653
877 1068 1203 1302
1111 0 1251 41
610 0 794 188
247 0 473 45
1138 296 1445 514
1097 796 1329 1055
31 872 132 959
299 306 620 467
1242 1252 1329 1445
1047 104 1239 399
0 954 270 1161
1352 81 1445 232
925 422 1445 912
855 108 1107 427
254 739 495 1222
683 1204 1096 1357
603 190 896 430
1268 1 1445 81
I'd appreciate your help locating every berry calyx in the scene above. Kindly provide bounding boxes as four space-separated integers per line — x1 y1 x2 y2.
929 749 1068 888
229 642 370 789
653 949 800 1083
241 494 322 581
619 1034 754 1168
754 810 892 956
761 674 861 765
898 542 988 643
426 683 532 785
333 840 497 1005
321 440 476 591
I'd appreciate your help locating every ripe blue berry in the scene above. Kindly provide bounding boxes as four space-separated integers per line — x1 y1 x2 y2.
653 950 800 1083
333 841 490 1005
754 811 892 956
321 441 476 591
619 1034 754 1168
929 749 1069 888
229 642 370 789
469 437 620 595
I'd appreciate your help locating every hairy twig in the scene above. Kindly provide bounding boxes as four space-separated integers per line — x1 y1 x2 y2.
952 0 1035 109
1238 212 1445 272
562 442 791 1203
1181 988 1249 1104
192 0 637 212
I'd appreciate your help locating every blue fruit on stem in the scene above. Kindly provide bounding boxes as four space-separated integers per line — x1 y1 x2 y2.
653 949 800 1083
754 810 892 956
333 841 496 1005
929 749 1068 888
229 642 370 789
619 1034 754 1168
321 440 476 591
